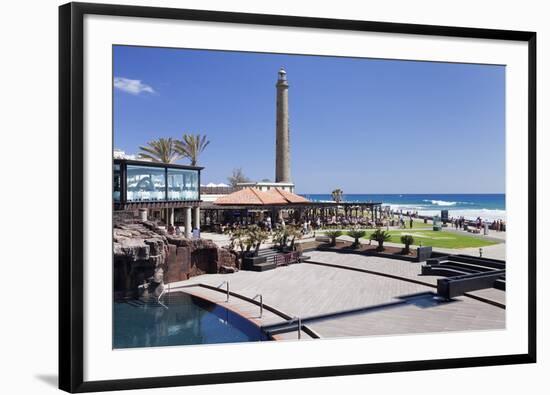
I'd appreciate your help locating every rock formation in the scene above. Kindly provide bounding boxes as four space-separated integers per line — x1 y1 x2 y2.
114 221 238 298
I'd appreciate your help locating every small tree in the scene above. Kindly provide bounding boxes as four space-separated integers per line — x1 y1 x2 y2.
326 230 343 246
272 227 288 250
369 228 391 251
400 235 415 255
286 226 303 251
348 229 366 249
331 188 344 203
226 227 246 257
247 225 270 255
273 225 302 251
228 168 250 187
226 225 269 257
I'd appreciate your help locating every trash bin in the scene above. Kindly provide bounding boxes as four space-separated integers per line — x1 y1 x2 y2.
433 216 442 231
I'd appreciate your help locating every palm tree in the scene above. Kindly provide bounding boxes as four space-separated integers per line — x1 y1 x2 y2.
400 235 414 255
138 138 182 163
176 133 210 166
369 229 392 251
331 188 343 203
325 230 343 246
348 229 366 249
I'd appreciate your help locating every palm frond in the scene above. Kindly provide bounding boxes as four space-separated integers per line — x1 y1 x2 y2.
176 133 210 166
138 138 181 163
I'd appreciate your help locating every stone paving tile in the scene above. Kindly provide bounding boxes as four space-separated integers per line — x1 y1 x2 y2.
306 251 506 306
169 256 505 339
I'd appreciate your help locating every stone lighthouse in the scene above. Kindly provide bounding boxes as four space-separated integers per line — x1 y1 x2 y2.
275 67 291 183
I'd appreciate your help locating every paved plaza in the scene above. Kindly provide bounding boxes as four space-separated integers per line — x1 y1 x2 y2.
168 252 505 340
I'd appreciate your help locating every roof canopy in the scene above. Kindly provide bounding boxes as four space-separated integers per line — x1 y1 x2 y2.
214 187 309 206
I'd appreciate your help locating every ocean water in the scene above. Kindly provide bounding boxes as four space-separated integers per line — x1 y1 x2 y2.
300 194 505 221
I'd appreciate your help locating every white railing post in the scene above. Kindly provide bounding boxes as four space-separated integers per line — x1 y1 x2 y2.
260 294 263 318
226 281 230 302
253 294 263 318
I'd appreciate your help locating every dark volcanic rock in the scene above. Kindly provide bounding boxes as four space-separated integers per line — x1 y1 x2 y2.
113 221 238 297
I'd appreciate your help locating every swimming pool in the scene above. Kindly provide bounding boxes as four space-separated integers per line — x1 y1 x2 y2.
113 291 270 348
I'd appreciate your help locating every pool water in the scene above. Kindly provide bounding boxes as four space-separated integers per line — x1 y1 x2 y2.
113 292 269 349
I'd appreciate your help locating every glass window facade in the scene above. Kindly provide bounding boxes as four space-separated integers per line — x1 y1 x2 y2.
167 168 199 201
115 162 200 203
126 165 166 202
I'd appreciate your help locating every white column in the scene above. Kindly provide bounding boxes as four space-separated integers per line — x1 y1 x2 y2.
184 207 192 238
139 208 148 222
193 207 201 231
169 208 174 226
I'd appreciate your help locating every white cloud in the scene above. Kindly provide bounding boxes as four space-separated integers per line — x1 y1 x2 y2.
114 77 155 95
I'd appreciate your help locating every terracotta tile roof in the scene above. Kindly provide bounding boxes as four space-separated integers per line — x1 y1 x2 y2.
272 188 310 204
214 187 310 206
256 188 286 205
214 188 264 205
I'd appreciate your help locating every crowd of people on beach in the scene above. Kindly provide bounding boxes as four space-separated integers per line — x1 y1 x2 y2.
450 216 506 232
490 219 506 232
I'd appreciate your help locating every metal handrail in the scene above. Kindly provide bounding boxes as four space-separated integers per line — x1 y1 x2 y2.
217 281 230 302
289 316 302 339
156 283 169 309
252 294 263 318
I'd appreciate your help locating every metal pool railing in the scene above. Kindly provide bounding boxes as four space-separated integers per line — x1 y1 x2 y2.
252 294 263 318
217 281 230 302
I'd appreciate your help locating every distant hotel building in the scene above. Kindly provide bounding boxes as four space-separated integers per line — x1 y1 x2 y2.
236 181 295 193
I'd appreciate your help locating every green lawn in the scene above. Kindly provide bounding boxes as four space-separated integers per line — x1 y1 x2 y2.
406 220 433 229
341 229 499 249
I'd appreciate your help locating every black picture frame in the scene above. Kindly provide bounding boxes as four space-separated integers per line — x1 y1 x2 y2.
59 2 537 393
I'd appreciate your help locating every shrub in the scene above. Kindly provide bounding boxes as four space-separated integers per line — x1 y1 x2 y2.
325 230 343 246
369 229 391 251
400 234 415 255
348 229 367 249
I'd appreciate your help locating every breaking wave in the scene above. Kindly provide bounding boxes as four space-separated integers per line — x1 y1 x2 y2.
423 199 457 206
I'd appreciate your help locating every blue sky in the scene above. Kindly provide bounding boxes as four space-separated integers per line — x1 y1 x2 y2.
114 45 505 194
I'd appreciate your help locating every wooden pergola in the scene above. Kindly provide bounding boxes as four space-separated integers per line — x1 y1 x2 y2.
198 187 384 226
199 200 384 226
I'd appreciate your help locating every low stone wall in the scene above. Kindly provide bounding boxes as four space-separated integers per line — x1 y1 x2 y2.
114 221 238 297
